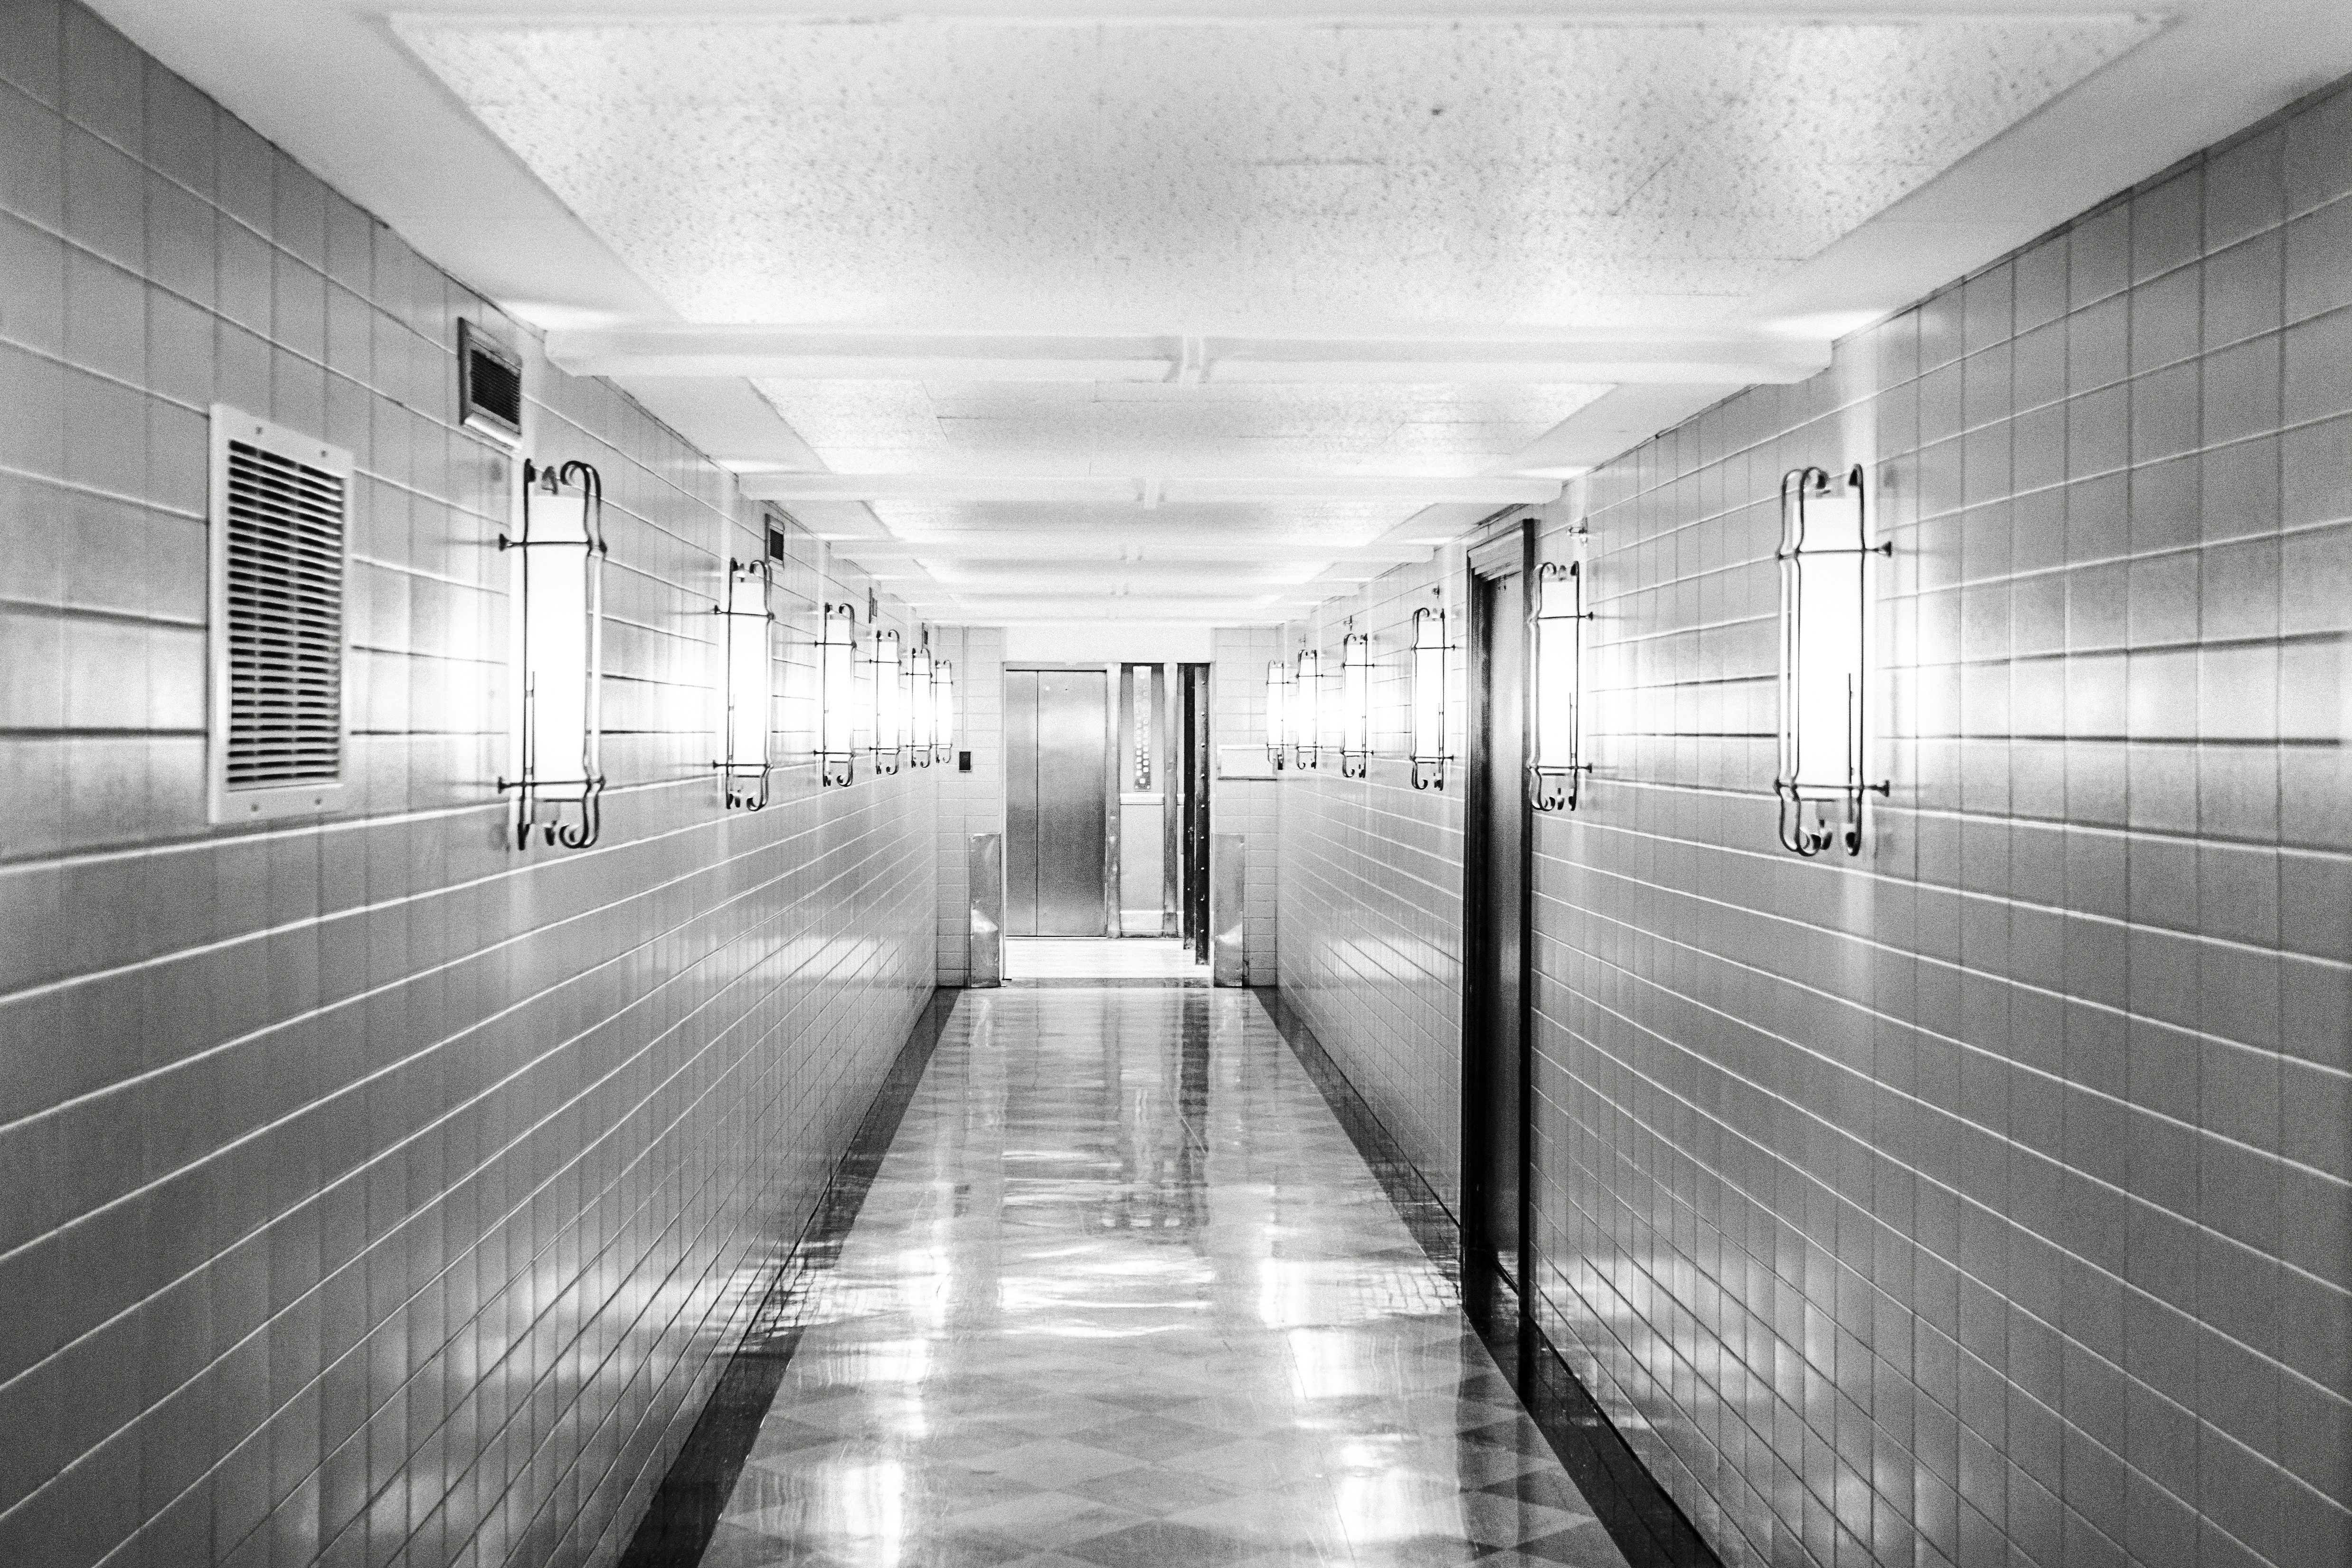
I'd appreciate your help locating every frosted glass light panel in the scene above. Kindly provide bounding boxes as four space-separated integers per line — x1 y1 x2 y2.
1264 660 1288 768
933 659 956 760
818 602 858 787
718 558 772 809
1409 604 1448 791
503 460 606 849
1528 548 1588 812
870 628 904 773
906 642 935 766
1776 464 1889 856
1340 632 1372 778
1316 646 1346 762
1293 648 1322 768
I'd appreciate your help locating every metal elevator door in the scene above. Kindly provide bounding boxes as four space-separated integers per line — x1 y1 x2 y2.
1006 669 1110 935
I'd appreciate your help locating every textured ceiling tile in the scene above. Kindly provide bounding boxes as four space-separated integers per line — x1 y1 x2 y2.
404 18 2154 332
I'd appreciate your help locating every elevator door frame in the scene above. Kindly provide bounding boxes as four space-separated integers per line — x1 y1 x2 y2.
1006 663 1119 937
1179 663 1211 963
1462 519 1536 1311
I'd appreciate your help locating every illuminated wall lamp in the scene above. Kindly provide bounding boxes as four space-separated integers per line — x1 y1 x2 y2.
1264 659 1290 769
1408 600 1450 790
1777 464 1889 856
906 639 935 768
933 658 956 762
713 557 774 809
1292 647 1324 769
1528 546 1591 812
869 627 904 774
500 460 606 850
817 601 858 788
1339 629 1373 778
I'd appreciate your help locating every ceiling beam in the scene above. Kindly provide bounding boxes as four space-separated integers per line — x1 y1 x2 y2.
741 473 1562 505
549 327 1829 385
825 536 1427 562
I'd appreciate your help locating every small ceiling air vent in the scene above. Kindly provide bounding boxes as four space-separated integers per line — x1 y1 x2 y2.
458 319 524 444
208 406 352 822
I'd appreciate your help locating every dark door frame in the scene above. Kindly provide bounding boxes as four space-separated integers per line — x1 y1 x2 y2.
1461 517 1536 1320
1178 663 1211 963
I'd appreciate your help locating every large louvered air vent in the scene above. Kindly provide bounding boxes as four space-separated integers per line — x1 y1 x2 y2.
459 319 523 443
208 407 351 822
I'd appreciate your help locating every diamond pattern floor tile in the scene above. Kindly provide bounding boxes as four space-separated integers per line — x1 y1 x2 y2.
695 988 1630 1567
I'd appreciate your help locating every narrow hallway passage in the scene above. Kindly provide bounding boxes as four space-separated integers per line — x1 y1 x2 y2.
693 985 1629 1568
7 5 2347 1565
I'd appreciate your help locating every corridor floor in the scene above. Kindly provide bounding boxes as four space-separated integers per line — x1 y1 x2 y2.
1001 938 1208 981
696 986 1631 1568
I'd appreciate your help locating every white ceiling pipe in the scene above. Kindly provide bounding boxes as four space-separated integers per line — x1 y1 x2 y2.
837 538 1434 562
548 326 1829 385
740 473 1562 505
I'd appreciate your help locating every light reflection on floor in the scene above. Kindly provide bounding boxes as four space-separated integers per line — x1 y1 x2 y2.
1003 937 1207 980
701 986 1628 1567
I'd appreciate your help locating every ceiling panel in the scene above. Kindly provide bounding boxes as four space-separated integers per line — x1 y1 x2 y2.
400 17 2153 332
751 379 1613 477
861 501 1410 544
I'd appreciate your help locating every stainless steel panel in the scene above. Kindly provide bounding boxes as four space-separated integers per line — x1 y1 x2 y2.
1474 566 1526 1262
967 832 1003 987
1036 670 1108 935
1210 832 1247 986
1006 668 1112 936
1005 670 1039 935
1113 663 1178 937
1118 795 1166 934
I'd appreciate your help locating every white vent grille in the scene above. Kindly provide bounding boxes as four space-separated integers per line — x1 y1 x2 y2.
209 407 352 821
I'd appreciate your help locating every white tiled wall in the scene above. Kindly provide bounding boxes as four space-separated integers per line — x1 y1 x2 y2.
0 6 939 1565
1272 559 1469 1212
1210 626 1282 982
1276 80 2352 1568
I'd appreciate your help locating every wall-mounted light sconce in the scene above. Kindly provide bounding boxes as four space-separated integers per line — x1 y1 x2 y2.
1293 647 1324 769
1264 659 1289 769
1529 541 1591 812
1340 629 1372 778
817 601 858 788
869 627 904 774
933 658 956 762
906 638 935 768
714 557 773 810
1777 464 1889 856
1409 599 1450 790
500 459 606 849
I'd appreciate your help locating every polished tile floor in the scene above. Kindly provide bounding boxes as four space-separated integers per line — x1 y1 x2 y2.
699 986 1629 1567
1003 938 1209 981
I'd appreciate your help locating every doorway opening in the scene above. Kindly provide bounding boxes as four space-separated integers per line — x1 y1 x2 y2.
1003 661 1209 945
1463 522 1531 1295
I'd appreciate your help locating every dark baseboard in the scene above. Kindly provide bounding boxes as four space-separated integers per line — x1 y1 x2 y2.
1249 986 1724 1568
616 987 959 1568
